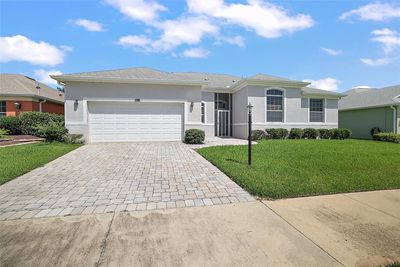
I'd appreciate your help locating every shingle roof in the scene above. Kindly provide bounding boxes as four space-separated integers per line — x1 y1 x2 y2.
302 87 346 97
0 74 64 103
339 85 400 110
52 67 342 97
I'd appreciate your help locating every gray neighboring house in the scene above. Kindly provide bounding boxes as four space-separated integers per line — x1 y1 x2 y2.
51 67 344 143
339 85 400 139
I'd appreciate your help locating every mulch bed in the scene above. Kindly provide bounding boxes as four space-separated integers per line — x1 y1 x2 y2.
0 135 44 147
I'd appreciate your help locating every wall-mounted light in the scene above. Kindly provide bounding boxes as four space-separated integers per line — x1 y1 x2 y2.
190 101 194 112
14 102 21 110
74 100 79 111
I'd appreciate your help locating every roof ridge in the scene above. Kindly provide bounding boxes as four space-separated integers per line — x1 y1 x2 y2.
65 66 166 76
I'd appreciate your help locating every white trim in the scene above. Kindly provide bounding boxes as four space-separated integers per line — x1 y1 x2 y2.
265 87 286 123
231 79 309 93
339 103 400 111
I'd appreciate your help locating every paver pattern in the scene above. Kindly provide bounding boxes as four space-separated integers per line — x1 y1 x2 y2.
0 142 253 220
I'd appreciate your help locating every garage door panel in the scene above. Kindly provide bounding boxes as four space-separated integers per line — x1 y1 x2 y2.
88 102 183 142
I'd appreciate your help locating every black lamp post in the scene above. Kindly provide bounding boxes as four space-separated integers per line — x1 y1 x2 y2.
247 103 253 165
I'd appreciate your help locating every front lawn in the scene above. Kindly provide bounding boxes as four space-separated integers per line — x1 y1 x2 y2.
0 142 81 185
198 139 400 199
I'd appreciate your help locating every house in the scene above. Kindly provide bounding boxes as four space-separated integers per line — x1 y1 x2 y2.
339 85 400 139
51 67 344 142
0 74 64 117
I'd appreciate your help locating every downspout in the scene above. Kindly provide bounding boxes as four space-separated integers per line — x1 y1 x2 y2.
390 105 397 134
39 99 46 112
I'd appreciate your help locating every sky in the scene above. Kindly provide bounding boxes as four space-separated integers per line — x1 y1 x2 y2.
0 0 400 92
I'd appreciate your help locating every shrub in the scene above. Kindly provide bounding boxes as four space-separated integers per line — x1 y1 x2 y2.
331 128 352 139
0 116 21 135
266 128 288 139
302 128 319 139
184 129 205 144
288 128 303 139
373 133 400 143
0 128 9 139
62 134 85 144
251 130 266 140
34 122 68 141
318 129 333 139
370 127 381 137
19 112 65 136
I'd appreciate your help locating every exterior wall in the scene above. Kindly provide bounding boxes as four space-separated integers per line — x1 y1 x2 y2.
397 106 400 134
0 99 64 116
232 85 339 139
64 81 204 140
199 92 215 137
339 106 396 139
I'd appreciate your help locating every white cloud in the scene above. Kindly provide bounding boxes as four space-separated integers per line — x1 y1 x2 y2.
60 45 73 52
34 69 63 86
104 0 167 24
360 57 391 66
69 19 104 31
352 85 372 89
215 35 246 47
182 48 210 58
321 47 342 56
371 28 400 54
340 2 400 21
0 35 66 66
187 0 314 38
303 78 341 91
116 16 218 52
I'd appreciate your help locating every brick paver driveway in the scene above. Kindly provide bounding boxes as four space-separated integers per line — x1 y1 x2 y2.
0 142 253 220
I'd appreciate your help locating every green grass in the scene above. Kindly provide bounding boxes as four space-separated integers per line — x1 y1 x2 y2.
198 139 400 199
0 142 81 185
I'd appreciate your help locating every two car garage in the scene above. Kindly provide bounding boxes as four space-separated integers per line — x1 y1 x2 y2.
88 101 184 142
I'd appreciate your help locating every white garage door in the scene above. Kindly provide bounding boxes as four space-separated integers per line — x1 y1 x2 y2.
88 101 183 142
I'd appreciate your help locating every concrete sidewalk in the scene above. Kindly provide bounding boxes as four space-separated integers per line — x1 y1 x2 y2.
0 190 398 267
0 201 339 267
264 189 400 267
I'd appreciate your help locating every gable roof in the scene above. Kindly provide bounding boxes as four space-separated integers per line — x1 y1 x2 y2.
339 85 400 110
0 74 64 103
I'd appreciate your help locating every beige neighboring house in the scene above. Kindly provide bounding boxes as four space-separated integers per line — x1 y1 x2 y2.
51 67 344 143
339 85 400 139
0 74 64 117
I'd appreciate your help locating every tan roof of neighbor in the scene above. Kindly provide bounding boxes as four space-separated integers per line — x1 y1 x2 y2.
339 85 400 110
0 74 64 103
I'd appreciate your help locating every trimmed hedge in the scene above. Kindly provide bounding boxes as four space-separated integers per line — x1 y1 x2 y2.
288 128 303 139
0 128 9 139
303 128 319 139
0 116 21 135
35 123 68 141
331 128 352 140
266 128 288 139
251 130 266 140
373 133 400 143
318 128 333 139
184 129 205 144
19 112 65 136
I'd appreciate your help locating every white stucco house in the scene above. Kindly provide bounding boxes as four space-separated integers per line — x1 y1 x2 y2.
52 67 345 143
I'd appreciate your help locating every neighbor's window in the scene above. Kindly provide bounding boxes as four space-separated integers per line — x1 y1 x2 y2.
201 101 206 123
0 101 6 117
266 89 284 122
309 99 324 122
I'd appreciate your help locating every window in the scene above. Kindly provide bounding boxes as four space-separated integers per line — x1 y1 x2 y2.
266 89 284 122
0 101 6 117
201 101 206 123
309 99 324 122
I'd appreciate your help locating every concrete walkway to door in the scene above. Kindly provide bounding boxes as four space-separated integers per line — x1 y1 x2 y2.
0 142 253 220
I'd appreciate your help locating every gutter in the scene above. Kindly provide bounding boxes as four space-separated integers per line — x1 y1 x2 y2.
39 99 47 112
390 105 397 134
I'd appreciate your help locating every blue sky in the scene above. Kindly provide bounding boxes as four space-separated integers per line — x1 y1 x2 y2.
1 0 399 92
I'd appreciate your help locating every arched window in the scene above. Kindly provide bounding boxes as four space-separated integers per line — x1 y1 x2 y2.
266 89 284 122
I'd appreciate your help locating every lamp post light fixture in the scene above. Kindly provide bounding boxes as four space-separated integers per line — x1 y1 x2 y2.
247 103 253 165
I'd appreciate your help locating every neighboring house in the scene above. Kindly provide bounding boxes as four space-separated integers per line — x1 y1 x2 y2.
339 85 400 139
0 74 64 117
51 67 344 142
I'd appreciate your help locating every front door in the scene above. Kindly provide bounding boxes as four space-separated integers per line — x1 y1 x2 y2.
215 93 232 137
